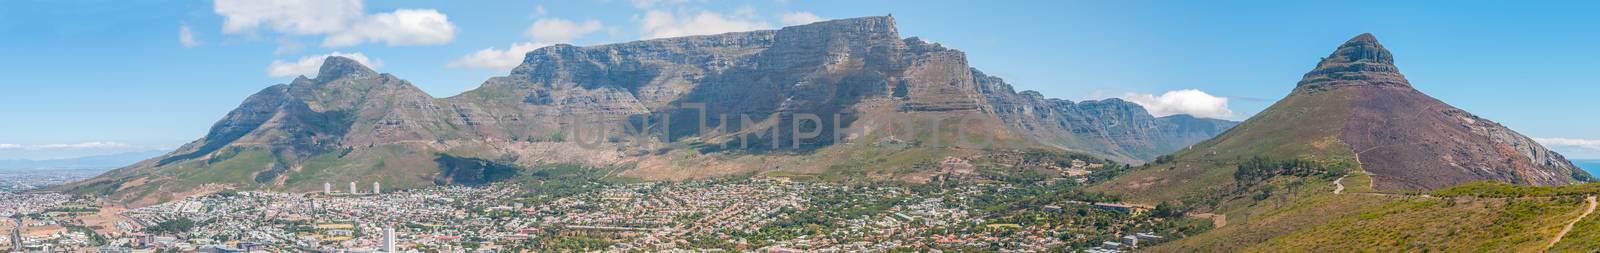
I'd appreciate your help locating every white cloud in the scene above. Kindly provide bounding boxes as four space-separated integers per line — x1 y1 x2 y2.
450 17 605 71
179 25 201 48
534 5 547 16
215 0 362 35
0 144 19 149
639 9 770 39
779 11 823 26
449 42 552 71
267 52 380 77
1121 89 1236 119
1534 138 1600 159
213 0 455 48
322 9 456 47
527 18 604 43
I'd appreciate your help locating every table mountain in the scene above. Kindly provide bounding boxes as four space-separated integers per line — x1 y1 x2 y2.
62 16 1234 206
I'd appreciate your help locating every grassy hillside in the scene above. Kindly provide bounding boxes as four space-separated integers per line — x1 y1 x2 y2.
1245 196 1584 251
1092 88 1360 206
1549 202 1600 251
1143 181 1600 252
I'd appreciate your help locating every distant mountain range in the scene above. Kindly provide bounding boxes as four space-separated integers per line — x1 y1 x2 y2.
0 150 169 171
62 16 1236 206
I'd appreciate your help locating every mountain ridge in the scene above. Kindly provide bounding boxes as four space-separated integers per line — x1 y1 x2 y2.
61 16 1237 206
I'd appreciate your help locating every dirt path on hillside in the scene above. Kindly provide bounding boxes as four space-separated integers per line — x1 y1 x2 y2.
1544 195 1597 252
1333 174 1348 194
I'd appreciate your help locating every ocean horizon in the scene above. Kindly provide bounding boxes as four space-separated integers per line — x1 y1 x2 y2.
1578 159 1600 177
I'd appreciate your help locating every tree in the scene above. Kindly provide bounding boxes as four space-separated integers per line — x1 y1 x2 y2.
146 218 196 234
1151 201 1186 218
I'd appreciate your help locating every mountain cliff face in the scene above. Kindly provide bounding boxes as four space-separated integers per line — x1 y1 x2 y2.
1101 33 1590 202
65 16 1234 205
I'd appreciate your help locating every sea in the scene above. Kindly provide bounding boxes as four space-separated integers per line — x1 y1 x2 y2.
1577 160 1600 177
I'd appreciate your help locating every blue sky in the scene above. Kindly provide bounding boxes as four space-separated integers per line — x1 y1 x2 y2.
0 0 1596 159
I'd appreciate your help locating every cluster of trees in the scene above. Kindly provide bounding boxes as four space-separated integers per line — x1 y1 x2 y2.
1232 156 1344 184
1149 201 1189 219
145 218 196 234
516 163 616 198
1085 164 1134 184
1153 154 1176 164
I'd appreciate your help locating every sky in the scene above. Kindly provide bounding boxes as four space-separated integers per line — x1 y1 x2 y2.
0 0 1596 160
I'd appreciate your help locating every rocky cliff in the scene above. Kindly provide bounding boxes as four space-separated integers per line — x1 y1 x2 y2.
64 16 1235 205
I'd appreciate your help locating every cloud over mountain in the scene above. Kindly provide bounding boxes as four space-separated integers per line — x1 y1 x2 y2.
268 52 380 77
451 17 606 70
638 9 769 39
1536 137 1600 159
1122 89 1235 119
780 11 823 26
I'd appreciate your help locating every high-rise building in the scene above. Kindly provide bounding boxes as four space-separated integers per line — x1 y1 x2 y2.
373 181 381 194
324 182 332 195
383 226 396 253
349 181 358 194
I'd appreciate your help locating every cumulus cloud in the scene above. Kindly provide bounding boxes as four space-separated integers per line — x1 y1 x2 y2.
639 9 769 39
267 52 380 77
451 17 605 71
179 25 201 48
322 9 456 47
213 0 455 48
1534 138 1600 159
779 11 823 26
449 42 553 71
214 0 361 35
1121 89 1236 119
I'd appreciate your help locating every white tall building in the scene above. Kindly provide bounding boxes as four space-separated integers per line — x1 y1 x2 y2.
373 181 381 194
349 181 358 194
383 226 396 253
324 182 331 195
